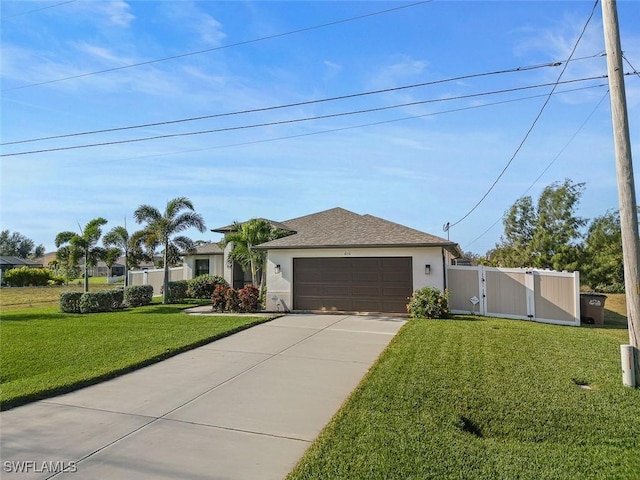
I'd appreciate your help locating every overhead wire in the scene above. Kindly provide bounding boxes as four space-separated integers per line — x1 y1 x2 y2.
443 0 600 233
0 76 609 158
2 0 76 19
2 1 432 91
2 59 576 146
76 83 608 167
623 54 640 79
465 89 610 249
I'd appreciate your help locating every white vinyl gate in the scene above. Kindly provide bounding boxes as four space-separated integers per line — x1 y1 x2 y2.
447 266 580 326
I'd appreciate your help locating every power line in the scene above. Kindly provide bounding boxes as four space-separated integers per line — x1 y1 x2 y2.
2 60 568 146
77 83 608 166
444 0 600 232
465 89 610 249
2 1 432 92
2 0 76 19
623 54 640 79
0 76 608 158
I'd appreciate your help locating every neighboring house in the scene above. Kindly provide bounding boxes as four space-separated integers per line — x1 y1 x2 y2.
0 256 44 285
184 207 462 314
182 242 225 279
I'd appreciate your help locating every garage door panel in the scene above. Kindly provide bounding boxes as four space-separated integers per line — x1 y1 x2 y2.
351 271 381 283
293 257 412 313
382 257 411 268
352 286 381 296
322 271 349 282
351 258 380 269
295 268 323 282
383 286 412 297
382 270 411 282
321 285 347 296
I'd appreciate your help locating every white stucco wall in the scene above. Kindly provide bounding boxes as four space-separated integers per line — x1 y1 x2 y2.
183 254 224 280
264 246 450 312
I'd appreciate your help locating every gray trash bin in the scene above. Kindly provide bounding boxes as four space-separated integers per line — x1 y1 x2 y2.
580 293 607 325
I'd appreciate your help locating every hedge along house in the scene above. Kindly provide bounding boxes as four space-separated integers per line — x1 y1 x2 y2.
254 208 462 313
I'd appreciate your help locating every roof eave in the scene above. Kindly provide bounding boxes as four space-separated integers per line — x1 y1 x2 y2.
254 242 461 251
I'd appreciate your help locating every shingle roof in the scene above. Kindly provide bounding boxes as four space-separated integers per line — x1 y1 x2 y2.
254 207 460 255
211 218 294 234
0 256 43 267
193 242 224 255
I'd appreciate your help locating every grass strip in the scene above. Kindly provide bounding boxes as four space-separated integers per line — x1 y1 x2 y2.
0 305 275 410
288 316 640 479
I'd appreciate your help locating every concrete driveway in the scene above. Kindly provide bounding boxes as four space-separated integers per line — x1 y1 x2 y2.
1 314 406 480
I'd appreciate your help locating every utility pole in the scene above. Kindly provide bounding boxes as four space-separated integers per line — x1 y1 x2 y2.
602 0 640 387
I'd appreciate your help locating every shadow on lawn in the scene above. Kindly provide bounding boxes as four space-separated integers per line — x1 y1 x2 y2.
601 308 628 330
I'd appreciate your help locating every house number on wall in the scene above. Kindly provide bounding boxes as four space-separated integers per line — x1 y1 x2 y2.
343 252 351 256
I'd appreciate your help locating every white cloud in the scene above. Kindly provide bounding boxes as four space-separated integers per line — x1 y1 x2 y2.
72 0 135 28
198 15 226 46
160 2 226 47
95 1 135 27
367 55 429 90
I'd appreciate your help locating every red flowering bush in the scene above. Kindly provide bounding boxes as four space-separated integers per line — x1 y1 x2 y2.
212 284 230 311
238 285 260 312
224 287 240 312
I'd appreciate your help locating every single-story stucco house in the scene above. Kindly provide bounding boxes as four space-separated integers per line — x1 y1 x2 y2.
184 207 461 314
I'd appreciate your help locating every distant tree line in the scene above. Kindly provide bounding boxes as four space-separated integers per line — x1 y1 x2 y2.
0 230 45 259
474 179 630 293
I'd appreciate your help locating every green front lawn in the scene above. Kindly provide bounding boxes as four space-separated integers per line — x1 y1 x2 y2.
289 317 640 479
0 305 275 410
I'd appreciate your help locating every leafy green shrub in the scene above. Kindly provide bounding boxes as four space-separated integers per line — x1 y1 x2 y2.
59 292 83 313
407 287 450 319
212 284 229 311
161 280 189 303
590 282 625 294
187 275 228 299
109 289 124 309
124 285 154 307
80 291 114 314
4 266 52 287
238 285 260 312
48 275 66 286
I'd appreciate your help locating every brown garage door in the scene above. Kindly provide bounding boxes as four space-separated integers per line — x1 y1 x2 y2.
293 257 413 313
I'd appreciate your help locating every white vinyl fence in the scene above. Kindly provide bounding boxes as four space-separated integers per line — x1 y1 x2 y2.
128 267 184 296
447 266 580 326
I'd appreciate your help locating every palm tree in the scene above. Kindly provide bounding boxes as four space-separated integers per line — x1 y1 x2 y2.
55 217 108 293
103 225 132 286
224 218 291 298
133 197 206 304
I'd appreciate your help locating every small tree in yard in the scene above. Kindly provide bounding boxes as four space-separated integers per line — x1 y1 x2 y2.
55 217 108 293
223 219 292 300
103 225 133 286
134 197 206 305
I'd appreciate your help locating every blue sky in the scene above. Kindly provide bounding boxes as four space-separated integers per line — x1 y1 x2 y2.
1 0 639 255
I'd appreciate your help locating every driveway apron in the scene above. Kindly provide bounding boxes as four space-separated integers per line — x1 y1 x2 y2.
1 314 406 480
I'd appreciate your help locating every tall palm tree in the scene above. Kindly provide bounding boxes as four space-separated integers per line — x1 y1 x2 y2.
55 217 108 293
133 197 206 304
224 218 291 298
